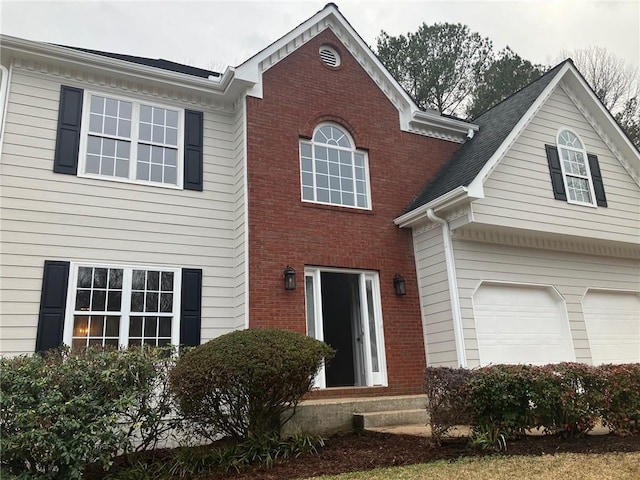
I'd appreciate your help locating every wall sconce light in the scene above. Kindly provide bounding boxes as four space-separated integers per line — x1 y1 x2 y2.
283 265 296 290
393 274 406 296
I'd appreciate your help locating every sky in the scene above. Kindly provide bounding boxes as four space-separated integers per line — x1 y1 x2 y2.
0 0 638 74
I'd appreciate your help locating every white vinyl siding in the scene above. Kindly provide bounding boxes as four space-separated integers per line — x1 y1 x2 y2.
472 87 640 244
0 67 244 355
412 226 457 367
452 238 640 367
232 99 246 329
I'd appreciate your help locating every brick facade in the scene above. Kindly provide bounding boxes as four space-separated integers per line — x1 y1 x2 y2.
246 29 459 397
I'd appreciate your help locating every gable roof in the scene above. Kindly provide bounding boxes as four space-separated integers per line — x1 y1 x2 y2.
397 58 640 226
58 46 220 79
234 3 476 142
404 61 568 213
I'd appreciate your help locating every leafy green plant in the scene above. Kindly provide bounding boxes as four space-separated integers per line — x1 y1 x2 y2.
529 363 605 437
169 328 334 440
469 424 508 451
0 348 136 479
107 432 325 478
466 364 535 439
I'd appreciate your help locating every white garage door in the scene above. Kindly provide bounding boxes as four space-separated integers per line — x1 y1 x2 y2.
473 283 575 366
583 291 640 364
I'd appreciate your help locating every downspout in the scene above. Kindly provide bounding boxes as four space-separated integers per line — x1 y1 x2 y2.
0 63 11 156
426 208 467 368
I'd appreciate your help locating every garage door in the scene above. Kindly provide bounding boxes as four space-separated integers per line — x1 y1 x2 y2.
473 283 575 366
583 291 640 364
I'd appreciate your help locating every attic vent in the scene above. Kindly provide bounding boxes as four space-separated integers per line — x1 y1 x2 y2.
319 46 340 67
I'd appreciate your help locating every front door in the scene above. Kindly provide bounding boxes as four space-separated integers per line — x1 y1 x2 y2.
305 267 387 388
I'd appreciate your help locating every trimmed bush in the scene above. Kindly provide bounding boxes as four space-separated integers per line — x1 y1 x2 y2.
529 362 606 437
466 364 535 439
424 367 475 444
425 362 640 444
599 363 640 435
0 346 184 479
1 348 135 479
169 328 334 440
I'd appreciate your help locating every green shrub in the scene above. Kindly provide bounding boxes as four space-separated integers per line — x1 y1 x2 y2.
529 363 605 437
0 346 187 479
169 328 334 440
424 367 475 444
1 348 136 479
599 363 640 435
466 364 535 439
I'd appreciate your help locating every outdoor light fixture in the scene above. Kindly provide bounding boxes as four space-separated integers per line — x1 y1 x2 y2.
283 265 296 290
393 274 406 296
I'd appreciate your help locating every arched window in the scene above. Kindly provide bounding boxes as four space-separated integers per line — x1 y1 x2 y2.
299 124 370 209
557 129 595 205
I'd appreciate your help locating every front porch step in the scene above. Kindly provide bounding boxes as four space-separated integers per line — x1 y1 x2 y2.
353 408 429 431
283 394 428 436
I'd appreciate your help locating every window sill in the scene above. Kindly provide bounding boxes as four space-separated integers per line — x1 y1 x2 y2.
566 199 598 209
78 172 183 190
301 201 374 215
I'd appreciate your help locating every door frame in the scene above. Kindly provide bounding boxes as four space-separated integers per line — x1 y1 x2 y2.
304 266 388 388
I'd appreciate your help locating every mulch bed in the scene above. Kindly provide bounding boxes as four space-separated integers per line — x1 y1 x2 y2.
202 431 640 479
88 431 640 479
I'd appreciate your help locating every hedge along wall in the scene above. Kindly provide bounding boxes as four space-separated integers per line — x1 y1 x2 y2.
425 363 640 444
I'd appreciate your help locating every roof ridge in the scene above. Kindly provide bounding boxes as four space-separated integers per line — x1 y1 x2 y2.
471 59 571 121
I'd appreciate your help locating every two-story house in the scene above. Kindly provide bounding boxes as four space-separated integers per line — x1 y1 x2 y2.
1 4 638 429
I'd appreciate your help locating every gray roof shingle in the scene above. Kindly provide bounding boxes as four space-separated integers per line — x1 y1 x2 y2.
404 60 569 214
57 46 220 79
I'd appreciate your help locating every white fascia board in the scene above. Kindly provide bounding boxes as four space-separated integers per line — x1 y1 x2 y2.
394 186 473 228
466 63 572 194
0 34 251 99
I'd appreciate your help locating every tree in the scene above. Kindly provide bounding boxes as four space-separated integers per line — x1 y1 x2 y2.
559 47 639 114
559 47 639 148
376 23 493 116
467 47 543 119
615 97 640 147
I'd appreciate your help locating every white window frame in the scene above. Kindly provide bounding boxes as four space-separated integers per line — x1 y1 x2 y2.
62 262 182 348
304 266 387 388
556 128 597 207
299 123 372 210
78 90 184 189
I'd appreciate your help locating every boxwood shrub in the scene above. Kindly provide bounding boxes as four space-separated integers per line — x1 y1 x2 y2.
169 328 334 440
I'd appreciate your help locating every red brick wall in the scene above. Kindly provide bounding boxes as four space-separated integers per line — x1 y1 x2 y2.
246 29 459 397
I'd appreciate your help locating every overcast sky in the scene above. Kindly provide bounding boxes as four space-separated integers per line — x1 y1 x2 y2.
1 0 638 73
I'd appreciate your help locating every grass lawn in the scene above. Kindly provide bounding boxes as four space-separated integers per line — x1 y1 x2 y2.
308 452 640 480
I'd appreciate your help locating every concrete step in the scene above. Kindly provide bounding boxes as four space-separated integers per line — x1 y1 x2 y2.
283 394 428 436
353 408 429 431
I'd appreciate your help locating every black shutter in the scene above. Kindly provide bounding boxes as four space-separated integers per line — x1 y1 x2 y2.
545 145 567 201
53 86 84 175
180 268 202 346
587 153 608 207
184 110 204 191
35 261 70 352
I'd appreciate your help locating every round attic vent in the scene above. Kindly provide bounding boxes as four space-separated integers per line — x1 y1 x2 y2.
319 45 340 67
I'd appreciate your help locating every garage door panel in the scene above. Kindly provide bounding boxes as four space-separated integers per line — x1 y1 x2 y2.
583 291 640 364
474 284 575 366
